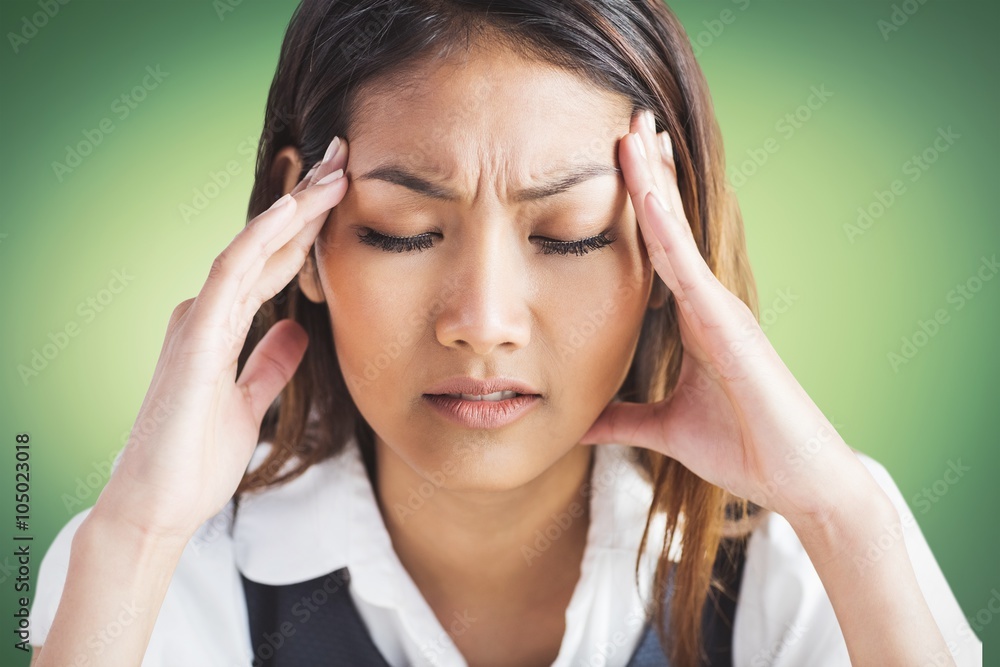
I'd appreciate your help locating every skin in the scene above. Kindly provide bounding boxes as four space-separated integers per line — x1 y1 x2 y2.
31 37 956 667
582 113 955 665
278 44 664 663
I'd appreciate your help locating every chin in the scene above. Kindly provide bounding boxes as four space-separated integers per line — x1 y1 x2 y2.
402 432 571 493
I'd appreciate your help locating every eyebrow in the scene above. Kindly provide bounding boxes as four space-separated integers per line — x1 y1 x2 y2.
354 162 622 203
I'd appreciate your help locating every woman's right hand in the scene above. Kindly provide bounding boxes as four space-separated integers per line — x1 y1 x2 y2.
93 137 349 542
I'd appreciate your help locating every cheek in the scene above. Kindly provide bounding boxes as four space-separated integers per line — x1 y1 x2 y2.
540 241 652 408
316 228 427 393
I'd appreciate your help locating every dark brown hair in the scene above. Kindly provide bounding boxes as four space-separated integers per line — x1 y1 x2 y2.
235 1 764 664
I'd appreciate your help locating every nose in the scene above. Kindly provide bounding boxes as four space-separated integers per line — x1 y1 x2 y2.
434 217 532 356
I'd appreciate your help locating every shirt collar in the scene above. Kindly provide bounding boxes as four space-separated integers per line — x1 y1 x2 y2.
232 432 667 600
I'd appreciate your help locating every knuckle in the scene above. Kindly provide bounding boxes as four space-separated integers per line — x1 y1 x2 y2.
676 293 696 317
732 294 753 318
234 286 251 312
676 274 699 294
172 298 195 316
697 262 718 285
284 237 311 263
242 290 264 320
644 238 667 263
238 314 258 343
168 298 196 328
255 235 271 263
238 377 256 409
737 301 763 334
208 252 229 280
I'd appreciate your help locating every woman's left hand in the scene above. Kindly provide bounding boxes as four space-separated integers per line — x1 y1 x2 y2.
579 108 869 526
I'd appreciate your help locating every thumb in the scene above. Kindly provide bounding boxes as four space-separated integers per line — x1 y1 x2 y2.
579 400 661 449
236 319 310 425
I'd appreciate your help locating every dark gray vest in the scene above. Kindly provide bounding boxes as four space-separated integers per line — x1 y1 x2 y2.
240 536 747 666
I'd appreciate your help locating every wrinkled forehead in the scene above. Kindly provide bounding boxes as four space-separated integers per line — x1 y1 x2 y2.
345 46 633 192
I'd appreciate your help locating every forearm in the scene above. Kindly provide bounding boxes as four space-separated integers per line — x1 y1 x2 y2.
788 459 953 667
35 505 191 667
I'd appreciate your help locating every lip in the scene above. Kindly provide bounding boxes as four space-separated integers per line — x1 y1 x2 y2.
422 376 543 429
423 376 542 397
422 393 541 429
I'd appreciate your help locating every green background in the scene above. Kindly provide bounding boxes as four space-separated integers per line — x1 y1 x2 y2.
1 0 996 662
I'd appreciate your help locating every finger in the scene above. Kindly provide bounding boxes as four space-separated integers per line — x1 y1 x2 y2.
631 109 694 264
135 298 197 426
156 298 195 371
634 109 685 225
168 297 196 330
285 138 350 269
290 136 347 196
308 137 347 186
290 162 321 196
228 206 329 343
578 399 667 454
632 109 674 215
620 128 682 299
226 172 347 345
632 119 752 344
621 123 745 333
231 140 350 330
191 152 348 346
628 111 684 300
235 318 310 426
640 170 745 335
297 137 349 257
654 129 686 223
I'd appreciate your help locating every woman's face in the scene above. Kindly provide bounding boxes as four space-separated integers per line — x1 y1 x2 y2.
299 45 661 491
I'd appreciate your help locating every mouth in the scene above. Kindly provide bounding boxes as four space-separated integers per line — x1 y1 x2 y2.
422 392 542 428
435 390 530 401
422 376 542 399
421 376 543 428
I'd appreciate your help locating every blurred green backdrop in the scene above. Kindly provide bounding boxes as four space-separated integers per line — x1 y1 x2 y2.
1 0 996 663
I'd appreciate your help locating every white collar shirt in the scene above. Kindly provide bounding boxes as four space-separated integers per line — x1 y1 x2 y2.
29 436 983 666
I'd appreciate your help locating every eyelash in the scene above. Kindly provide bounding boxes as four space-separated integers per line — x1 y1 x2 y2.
354 228 618 256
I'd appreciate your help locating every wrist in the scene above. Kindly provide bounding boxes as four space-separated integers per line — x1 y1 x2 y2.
785 469 898 563
66 508 191 613
93 469 208 543
84 497 195 556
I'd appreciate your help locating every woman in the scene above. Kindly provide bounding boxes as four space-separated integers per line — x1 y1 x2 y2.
28 0 981 665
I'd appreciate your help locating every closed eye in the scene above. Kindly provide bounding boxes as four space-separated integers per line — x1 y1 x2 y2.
355 228 436 253
355 228 617 256
535 232 618 256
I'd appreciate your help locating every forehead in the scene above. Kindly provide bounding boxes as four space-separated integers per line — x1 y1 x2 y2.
346 44 633 196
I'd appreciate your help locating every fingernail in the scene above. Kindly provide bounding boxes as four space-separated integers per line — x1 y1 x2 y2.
644 109 656 132
316 168 344 185
650 189 670 215
304 162 321 182
270 193 293 210
322 136 342 164
659 132 672 159
632 132 647 159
